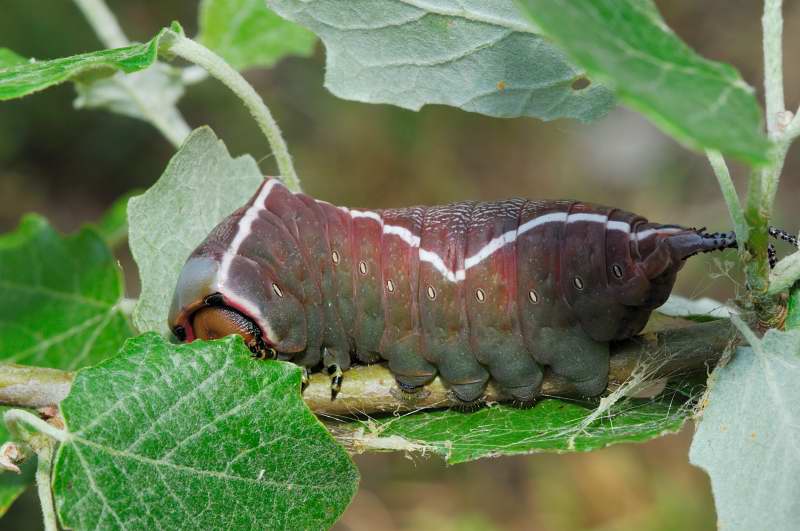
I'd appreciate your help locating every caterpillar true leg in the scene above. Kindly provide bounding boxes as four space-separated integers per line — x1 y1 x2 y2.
327 363 343 401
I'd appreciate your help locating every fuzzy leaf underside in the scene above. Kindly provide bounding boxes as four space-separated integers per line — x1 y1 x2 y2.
267 0 615 122
690 329 800 530
53 334 359 530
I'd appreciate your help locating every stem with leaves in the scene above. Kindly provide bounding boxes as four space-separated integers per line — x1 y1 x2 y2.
167 32 301 191
706 0 797 326
72 0 191 148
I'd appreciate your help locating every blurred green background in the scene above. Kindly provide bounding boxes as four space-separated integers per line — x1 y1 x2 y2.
2 1 800 529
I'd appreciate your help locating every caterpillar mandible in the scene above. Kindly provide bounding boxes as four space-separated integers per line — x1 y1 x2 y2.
168 178 738 404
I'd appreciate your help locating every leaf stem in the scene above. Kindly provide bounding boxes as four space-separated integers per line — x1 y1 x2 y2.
4 409 68 443
35 438 58 531
166 34 301 191
762 0 785 140
705 150 748 244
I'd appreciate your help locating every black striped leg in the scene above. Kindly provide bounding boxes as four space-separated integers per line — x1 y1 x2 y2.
326 364 343 401
768 243 777 269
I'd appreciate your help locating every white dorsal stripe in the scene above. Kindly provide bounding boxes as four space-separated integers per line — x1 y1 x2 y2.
383 224 421 247
350 209 383 223
216 179 279 339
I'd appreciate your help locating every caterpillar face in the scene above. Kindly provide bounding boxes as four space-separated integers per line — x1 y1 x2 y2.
168 178 736 403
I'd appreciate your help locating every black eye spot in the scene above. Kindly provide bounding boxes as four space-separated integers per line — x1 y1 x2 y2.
204 292 224 306
612 263 624 279
173 325 186 341
571 77 591 90
573 277 585 290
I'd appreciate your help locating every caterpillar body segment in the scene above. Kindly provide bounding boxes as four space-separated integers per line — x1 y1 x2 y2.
169 178 736 404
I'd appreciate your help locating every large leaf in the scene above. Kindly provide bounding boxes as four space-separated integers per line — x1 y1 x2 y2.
338 385 695 464
199 0 317 71
690 329 800 530
518 0 771 164
267 0 615 121
0 25 177 100
128 127 264 335
0 216 132 370
52 334 359 530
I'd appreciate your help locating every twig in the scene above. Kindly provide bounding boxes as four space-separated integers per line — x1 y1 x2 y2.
0 320 735 416
166 33 301 191
0 365 73 409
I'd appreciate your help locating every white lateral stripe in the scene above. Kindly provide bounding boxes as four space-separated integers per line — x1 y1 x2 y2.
383 224 421 247
607 220 631 232
464 229 517 269
217 180 279 338
419 249 465 282
350 210 383 223
567 212 607 224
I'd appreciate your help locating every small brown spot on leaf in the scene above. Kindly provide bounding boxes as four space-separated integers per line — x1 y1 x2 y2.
571 77 591 90
496 80 506 92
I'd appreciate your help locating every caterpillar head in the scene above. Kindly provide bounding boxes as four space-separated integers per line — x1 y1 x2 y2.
168 253 308 358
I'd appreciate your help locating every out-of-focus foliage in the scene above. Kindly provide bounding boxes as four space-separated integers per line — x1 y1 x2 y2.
0 215 132 370
198 0 316 71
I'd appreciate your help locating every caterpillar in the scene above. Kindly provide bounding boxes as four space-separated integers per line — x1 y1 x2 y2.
169 178 746 404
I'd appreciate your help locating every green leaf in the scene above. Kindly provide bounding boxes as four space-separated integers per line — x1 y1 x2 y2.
199 0 317 71
768 250 800 295
52 334 359 530
690 329 800 530
128 127 264 335
267 0 615 122
517 0 771 164
92 190 142 248
0 216 132 369
341 388 693 464
0 49 26 69
0 406 35 518
788 284 800 330
0 25 178 101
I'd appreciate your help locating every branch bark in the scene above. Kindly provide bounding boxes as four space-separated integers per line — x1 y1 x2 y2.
0 319 737 416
